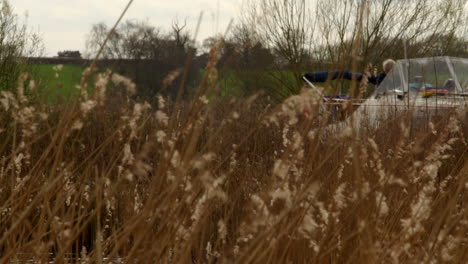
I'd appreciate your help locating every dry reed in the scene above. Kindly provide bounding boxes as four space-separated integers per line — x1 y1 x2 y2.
0 47 466 263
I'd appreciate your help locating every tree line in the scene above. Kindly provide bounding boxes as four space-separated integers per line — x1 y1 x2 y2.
83 0 468 100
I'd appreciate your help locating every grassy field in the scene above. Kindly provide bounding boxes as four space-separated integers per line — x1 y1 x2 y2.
32 64 323 101
0 56 467 263
31 63 359 105
31 64 85 103
33 64 244 102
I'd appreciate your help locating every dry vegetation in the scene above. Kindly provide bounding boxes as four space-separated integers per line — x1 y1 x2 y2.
1 0 468 263
0 43 467 263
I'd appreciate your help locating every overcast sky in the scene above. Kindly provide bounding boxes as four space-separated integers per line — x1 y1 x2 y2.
13 0 240 57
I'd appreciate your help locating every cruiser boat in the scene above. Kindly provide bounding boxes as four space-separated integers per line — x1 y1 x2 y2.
303 56 467 127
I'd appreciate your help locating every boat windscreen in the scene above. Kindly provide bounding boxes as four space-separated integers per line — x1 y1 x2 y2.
375 56 468 95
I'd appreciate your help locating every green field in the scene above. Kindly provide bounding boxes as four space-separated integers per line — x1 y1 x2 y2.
32 65 294 102
31 64 355 103
32 64 86 103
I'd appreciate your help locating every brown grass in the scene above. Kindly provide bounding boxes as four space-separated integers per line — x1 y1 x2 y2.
0 55 467 264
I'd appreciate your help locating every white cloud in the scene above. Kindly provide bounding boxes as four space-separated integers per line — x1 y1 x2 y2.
13 0 240 56
43 31 88 56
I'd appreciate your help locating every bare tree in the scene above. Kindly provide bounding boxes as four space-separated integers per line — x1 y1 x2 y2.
240 0 315 96
84 19 199 98
172 18 190 49
313 0 467 68
85 22 113 59
0 0 43 91
85 19 193 61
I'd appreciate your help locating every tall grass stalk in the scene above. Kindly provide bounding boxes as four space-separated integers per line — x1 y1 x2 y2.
0 43 466 262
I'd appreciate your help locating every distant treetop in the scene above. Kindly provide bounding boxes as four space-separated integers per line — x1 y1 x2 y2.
57 50 82 58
